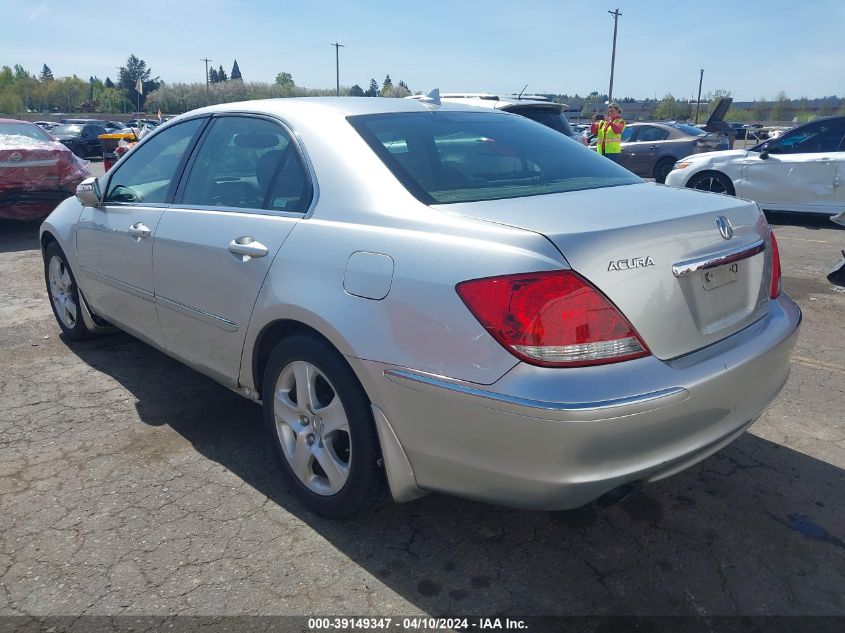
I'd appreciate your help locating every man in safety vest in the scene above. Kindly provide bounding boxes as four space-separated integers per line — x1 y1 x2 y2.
591 103 626 163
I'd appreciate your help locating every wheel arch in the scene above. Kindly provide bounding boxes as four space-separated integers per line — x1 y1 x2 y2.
251 318 352 399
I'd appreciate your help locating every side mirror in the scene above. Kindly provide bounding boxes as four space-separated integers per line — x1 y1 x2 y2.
76 177 102 207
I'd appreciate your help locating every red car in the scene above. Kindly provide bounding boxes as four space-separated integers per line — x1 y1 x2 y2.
0 118 90 220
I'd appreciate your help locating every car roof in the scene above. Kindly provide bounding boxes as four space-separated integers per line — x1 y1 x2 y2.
0 118 36 124
182 96 509 120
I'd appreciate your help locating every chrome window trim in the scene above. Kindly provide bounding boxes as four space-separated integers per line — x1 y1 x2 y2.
672 238 766 278
156 295 238 332
163 203 307 220
384 368 690 417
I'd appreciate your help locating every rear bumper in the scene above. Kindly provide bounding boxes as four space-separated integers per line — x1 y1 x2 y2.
353 294 801 510
0 189 75 220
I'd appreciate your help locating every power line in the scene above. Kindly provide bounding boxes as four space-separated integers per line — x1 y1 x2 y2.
331 43 344 97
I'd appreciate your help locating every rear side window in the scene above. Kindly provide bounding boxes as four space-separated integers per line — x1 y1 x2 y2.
349 111 639 204
636 126 670 142
179 116 310 212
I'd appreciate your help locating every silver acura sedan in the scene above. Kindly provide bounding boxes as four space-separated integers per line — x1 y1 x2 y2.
40 97 800 518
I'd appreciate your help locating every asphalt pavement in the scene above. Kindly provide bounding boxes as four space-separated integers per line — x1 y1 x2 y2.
0 207 843 617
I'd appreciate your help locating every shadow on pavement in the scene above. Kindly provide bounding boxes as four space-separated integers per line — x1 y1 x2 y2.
0 219 42 254
68 334 845 616
766 211 844 231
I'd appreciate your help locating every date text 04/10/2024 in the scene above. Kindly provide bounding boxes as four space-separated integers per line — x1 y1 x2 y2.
307 618 528 630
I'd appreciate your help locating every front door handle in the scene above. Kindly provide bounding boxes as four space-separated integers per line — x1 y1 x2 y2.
648 145 659 150
127 222 151 239
228 237 268 260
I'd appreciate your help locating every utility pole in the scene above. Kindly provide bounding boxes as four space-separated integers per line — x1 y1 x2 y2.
695 68 704 124
201 58 212 105
331 42 344 96
607 8 621 103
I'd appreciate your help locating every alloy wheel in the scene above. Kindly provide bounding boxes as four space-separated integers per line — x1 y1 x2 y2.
692 175 728 194
272 360 351 496
48 255 77 330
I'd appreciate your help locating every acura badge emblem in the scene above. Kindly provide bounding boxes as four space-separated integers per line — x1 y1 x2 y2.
716 216 734 240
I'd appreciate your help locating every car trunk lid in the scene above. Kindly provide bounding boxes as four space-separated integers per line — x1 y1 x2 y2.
435 183 773 360
0 145 70 189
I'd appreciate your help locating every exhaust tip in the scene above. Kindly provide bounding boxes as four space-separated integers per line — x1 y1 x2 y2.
594 484 635 508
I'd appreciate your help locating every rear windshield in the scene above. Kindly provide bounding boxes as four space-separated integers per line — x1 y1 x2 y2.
506 106 575 137
349 111 640 205
51 124 83 136
674 124 706 136
0 122 51 141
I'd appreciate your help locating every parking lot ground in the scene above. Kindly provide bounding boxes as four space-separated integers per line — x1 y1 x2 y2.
0 211 843 617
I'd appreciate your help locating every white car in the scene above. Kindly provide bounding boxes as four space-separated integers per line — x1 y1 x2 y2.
665 116 845 215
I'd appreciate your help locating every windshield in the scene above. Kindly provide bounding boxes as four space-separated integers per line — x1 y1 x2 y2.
0 122 52 142
50 124 83 136
674 124 706 136
349 111 640 205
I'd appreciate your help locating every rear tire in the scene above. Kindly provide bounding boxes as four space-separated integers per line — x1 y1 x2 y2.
687 171 736 196
43 242 91 341
262 334 386 518
653 157 676 184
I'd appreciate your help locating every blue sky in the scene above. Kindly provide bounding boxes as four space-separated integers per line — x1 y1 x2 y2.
4 0 844 100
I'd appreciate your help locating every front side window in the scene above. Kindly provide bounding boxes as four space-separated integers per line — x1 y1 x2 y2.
179 116 309 212
105 118 204 204
768 118 845 154
620 126 636 142
350 111 640 204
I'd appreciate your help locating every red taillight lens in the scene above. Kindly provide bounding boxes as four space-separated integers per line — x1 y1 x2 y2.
456 270 650 367
769 230 781 299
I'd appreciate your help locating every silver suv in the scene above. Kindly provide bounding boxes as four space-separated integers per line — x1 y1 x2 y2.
409 92 587 145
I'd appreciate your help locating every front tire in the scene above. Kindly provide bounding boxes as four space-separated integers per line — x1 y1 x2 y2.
262 334 385 518
687 171 736 196
43 242 91 341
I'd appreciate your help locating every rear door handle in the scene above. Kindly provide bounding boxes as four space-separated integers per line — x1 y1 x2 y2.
127 222 151 239
228 237 268 260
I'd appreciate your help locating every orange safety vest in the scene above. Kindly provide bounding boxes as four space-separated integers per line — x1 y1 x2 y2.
597 117 626 155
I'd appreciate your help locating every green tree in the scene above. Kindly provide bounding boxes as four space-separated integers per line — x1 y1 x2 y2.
105 76 114 89
381 74 392 95
217 65 228 82
13 65 30 81
39 64 53 81
118 54 161 108
769 91 790 122
349 84 364 97
231 60 242 81
209 67 219 84
752 98 768 121
275 72 294 88
366 78 379 97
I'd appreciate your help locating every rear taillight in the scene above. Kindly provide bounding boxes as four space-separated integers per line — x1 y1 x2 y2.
456 270 650 367
769 230 781 299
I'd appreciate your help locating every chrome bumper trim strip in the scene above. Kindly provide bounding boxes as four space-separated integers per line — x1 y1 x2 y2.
384 368 689 415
